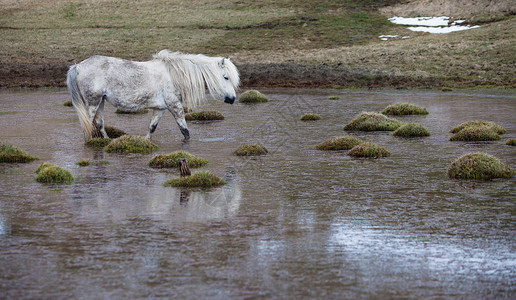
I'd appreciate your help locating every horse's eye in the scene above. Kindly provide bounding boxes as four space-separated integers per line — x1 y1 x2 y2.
223 76 229 80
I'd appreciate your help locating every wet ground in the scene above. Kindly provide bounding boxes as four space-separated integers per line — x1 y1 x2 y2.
0 88 515 298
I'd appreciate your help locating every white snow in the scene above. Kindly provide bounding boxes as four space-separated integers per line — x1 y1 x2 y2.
387 16 480 34
407 25 480 34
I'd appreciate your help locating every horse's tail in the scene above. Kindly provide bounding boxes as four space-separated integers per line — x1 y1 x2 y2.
67 65 94 140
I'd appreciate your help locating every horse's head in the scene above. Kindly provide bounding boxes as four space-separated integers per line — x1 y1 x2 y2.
218 57 239 104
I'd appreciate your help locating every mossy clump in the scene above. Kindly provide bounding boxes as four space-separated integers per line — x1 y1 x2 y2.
344 112 405 131
234 144 268 156
328 96 341 100
104 135 158 154
316 136 364 151
505 139 516 146
76 160 109 166
448 152 514 180
63 100 73 107
348 142 391 158
392 123 430 138
163 171 226 188
239 90 269 103
450 121 506 135
381 103 428 115
104 126 126 139
185 110 225 121
449 126 501 141
0 144 38 163
300 113 321 121
149 151 208 168
115 109 149 114
35 162 74 184
85 138 111 147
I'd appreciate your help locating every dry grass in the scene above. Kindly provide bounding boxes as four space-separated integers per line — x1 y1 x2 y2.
381 103 428 115
0 143 38 163
239 90 269 103
300 113 321 121
149 151 208 168
35 162 74 184
163 171 226 188
185 110 225 121
348 142 391 158
234 144 268 156
316 136 364 150
344 112 405 131
104 135 158 154
450 121 506 134
449 126 501 141
448 152 514 180
392 123 430 138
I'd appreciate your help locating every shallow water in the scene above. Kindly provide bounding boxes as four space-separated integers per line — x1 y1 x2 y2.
0 88 515 298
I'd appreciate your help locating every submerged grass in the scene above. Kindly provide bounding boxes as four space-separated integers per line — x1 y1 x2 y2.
316 136 364 151
448 152 514 180
104 135 158 154
63 100 73 107
449 120 506 134
449 126 501 141
300 113 321 121
35 162 74 184
76 160 109 166
85 138 111 147
234 144 268 156
392 123 430 138
328 96 341 100
149 151 208 168
344 112 405 131
163 171 226 188
381 103 428 115
505 138 516 146
115 109 149 114
185 110 225 121
239 90 269 103
0 143 38 163
348 142 391 158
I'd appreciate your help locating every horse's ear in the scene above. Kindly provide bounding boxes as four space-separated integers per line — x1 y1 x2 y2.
220 58 225 66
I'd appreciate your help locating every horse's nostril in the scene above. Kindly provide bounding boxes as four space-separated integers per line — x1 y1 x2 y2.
224 96 235 104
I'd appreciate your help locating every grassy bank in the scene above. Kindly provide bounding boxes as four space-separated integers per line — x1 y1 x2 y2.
1 0 514 88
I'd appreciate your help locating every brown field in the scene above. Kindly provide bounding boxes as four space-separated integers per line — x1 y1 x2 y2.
0 0 514 88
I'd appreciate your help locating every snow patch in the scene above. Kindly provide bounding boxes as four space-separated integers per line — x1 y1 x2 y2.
387 16 480 34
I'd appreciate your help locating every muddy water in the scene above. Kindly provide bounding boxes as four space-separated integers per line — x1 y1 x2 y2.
0 88 515 298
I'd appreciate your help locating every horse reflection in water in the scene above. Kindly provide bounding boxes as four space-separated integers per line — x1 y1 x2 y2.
70 167 241 222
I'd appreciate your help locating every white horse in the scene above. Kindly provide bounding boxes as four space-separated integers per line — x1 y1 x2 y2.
66 50 240 141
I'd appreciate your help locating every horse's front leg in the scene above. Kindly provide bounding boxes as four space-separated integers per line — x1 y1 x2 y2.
146 108 166 140
167 101 190 140
92 97 108 138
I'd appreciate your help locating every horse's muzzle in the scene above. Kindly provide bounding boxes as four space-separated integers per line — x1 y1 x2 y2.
224 96 236 104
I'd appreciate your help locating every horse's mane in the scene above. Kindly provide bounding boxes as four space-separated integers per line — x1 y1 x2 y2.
153 50 239 110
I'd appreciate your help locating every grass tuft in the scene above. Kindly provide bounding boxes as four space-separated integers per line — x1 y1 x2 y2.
239 90 269 103
85 138 111 147
63 100 73 107
185 110 225 121
344 112 405 131
104 135 158 154
0 144 38 163
448 152 514 180
316 136 364 150
450 120 506 134
164 171 226 188
76 160 109 166
381 103 428 115
105 126 127 139
328 96 341 100
449 126 501 141
505 138 516 146
35 162 74 184
348 142 391 158
300 113 321 121
149 151 208 168
115 109 149 114
392 123 430 138
234 144 268 156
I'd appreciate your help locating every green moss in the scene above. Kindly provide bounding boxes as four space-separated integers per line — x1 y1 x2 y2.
328 96 341 100
392 123 430 138
149 151 208 168
104 135 158 154
344 112 405 131
450 120 506 134
300 113 321 121
0 144 38 163
505 138 516 146
234 144 268 156
316 136 364 150
163 171 226 188
185 110 225 121
35 162 74 184
85 138 111 147
348 142 391 158
104 126 126 139
448 152 514 180
239 90 269 103
115 109 149 114
381 103 428 115
63 100 73 107
76 160 109 166
449 126 501 141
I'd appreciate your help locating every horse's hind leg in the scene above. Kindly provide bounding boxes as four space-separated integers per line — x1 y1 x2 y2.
167 101 189 140
146 108 166 140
